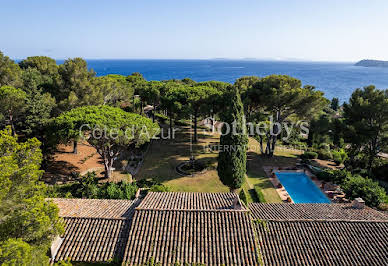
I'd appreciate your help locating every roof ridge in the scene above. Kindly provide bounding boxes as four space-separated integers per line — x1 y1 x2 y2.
147 191 236 194
135 207 249 212
62 216 130 221
261 218 388 223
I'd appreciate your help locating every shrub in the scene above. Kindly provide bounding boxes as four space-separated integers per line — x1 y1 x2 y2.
316 169 351 184
239 189 248 205
331 170 351 184
106 183 124 199
342 175 387 207
332 149 348 165
300 151 318 160
49 172 138 200
103 181 138 199
154 113 168 123
122 181 138 199
254 185 266 203
317 149 332 160
316 169 334 182
319 143 330 151
332 151 342 165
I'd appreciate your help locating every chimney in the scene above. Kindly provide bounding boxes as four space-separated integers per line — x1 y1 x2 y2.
233 196 243 210
50 236 63 260
352 198 365 209
135 188 142 198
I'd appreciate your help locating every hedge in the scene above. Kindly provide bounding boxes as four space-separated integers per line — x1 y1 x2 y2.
239 189 248 205
300 151 318 160
254 185 266 203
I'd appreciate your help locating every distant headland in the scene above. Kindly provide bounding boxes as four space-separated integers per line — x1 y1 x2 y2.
355 59 388 68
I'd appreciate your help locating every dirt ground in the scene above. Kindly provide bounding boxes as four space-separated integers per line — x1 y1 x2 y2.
43 141 128 184
43 142 104 184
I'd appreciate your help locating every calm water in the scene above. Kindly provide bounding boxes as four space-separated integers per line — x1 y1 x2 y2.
276 172 331 203
59 59 388 102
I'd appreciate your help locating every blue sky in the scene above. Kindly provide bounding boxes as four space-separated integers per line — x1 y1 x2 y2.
1 0 388 61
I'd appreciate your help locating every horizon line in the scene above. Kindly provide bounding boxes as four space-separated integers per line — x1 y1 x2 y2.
12 57 356 63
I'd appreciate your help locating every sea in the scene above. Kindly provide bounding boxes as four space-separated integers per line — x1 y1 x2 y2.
57 59 388 102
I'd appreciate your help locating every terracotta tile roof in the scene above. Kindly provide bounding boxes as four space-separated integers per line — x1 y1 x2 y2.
137 192 242 210
256 220 388 266
51 198 139 263
52 194 388 265
249 203 388 221
51 198 138 219
123 209 259 265
55 217 131 262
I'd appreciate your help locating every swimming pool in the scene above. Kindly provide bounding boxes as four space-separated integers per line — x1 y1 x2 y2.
276 172 331 203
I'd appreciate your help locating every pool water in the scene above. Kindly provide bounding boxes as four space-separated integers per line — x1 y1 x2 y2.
276 172 331 203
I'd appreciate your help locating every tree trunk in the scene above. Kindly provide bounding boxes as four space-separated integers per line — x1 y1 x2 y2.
73 140 78 154
265 134 272 157
104 158 113 179
152 101 156 122
212 114 215 133
259 136 264 154
8 111 16 136
270 135 277 157
169 116 173 133
193 110 198 143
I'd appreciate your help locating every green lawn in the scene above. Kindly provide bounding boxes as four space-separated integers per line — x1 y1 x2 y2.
136 125 301 202
136 125 229 192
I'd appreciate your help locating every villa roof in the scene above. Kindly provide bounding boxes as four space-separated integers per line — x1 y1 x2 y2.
137 192 242 210
51 198 140 262
123 209 259 265
51 198 139 219
51 194 388 265
54 217 131 262
256 220 388 266
249 203 388 221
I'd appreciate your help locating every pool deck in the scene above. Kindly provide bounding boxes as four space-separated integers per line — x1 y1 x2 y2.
263 166 344 203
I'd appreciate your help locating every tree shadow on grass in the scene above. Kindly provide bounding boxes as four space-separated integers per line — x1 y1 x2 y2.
135 126 220 183
246 151 299 173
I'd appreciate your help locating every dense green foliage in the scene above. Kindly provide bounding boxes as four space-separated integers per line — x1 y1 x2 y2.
242 75 326 156
316 169 351 184
49 172 138 200
0 86 27 135
343 86 388 172
0 51 22 88
342 175 387 207
315 168 387 207
0 128 63 264
49 172 171 199
217 87 248 191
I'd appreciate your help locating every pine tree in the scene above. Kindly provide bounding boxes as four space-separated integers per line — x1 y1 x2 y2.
217 86 248 192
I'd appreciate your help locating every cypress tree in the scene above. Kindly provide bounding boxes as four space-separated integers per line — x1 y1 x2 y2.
217 86 248 192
